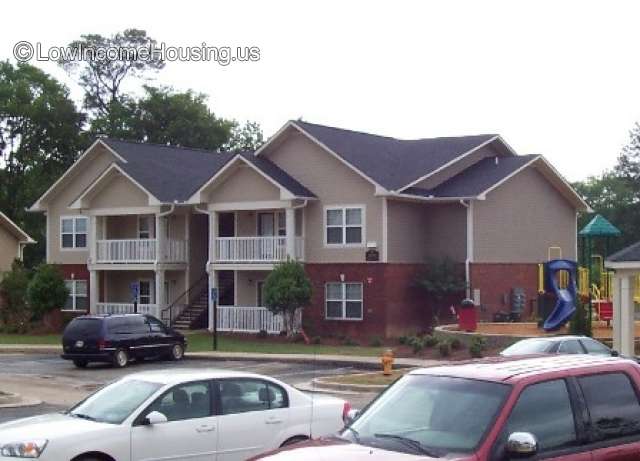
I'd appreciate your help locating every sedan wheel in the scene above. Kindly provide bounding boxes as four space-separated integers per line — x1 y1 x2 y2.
170 344 184 361
113 349 129 368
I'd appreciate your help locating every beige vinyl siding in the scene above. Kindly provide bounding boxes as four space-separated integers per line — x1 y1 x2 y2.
205 165 280 203
106 215 139 239
104 271 156 303
387 200 467 263
0 226 20 272
265 131 382 263
47 145 118 264
88 174 149 209
236 270 268 306
236 211 257 236
473 166 577 262
410 145 502 190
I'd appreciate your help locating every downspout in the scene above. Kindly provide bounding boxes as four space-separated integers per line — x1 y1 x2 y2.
460 199 473 299
158 203 176 217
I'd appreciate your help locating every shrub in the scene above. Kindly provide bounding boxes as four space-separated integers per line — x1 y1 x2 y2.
398 335 409 345
369 336 383 347
311 336 322 345
342 337 359 346
438 341 451 357
423 335 439 348
263 260 312 337
469 336 487 358
408 336 424 353
290 333 306 343
450 338 464 350
26 264 68 320
0 260 31 326
256 329 268 339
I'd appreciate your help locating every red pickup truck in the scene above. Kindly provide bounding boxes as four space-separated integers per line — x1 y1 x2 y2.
253 355 640 460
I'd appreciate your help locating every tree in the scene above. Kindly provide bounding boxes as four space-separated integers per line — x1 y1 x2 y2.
224 120 264 152
415 258 467 325
0 61 85 266
0 260 31 327
263 260 312 337
58 29 164 135
26 264 68 320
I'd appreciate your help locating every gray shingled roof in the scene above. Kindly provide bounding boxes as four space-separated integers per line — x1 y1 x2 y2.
102 139 315 202
403 155 538 198
607 241 640 263
294 121 499 191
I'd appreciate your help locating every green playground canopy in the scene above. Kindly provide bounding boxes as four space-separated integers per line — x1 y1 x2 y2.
579 214 621 237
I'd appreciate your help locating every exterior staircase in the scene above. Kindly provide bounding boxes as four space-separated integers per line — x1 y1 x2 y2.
171 290 208 330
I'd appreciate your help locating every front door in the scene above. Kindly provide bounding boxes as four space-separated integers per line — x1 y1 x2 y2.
131 380 217 461
218 212 235 238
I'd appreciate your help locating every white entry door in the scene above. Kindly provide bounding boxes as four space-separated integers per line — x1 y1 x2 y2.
131 381 217 461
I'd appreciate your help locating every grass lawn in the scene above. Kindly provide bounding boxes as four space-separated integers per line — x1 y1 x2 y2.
0 332 385 357
325 369 408 386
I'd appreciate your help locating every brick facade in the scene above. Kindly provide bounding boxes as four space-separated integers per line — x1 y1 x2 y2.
303 263 436 339
469 262 539 321
56 263 91 310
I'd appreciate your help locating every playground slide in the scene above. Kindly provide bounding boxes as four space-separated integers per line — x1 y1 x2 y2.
543 289 576 331
542 259 578 331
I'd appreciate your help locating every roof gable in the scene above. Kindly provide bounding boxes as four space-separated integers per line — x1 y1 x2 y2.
0 211 35 243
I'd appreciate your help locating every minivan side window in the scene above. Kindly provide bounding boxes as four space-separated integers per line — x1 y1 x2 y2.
578 373 640 441
504 379 577 452
558 340 584 354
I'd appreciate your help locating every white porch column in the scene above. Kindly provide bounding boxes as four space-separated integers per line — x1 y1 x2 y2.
89 215 98 264
285 207 295 260
89 270 98 314
613 274 622 353
208 212 217 264
620 275 636 357
155 270 166 314
156 214 167 263
208 269 217 331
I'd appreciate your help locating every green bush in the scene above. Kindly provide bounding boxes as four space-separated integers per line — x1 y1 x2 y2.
369 336 383 347
26 264 68 320
469 336 487 358
407 336 424 353
263 260 312 337
423 335 439 348
0 260 31 325
342 337 359 346
438 341 451 357
311 336 322 345
398 335 409 345
450 338 464 350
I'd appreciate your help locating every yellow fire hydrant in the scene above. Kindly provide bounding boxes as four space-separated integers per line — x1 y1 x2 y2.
381 349 394 376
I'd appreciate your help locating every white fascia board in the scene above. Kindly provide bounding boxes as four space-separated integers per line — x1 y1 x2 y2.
29 139 127 212
0 211 36 243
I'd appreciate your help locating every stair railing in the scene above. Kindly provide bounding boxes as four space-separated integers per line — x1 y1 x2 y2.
161 273 209 327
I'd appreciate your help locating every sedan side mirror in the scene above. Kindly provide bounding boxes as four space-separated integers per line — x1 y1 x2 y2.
611 349 620 357
506 432 537 457
344 409 360 426
144 411 168 426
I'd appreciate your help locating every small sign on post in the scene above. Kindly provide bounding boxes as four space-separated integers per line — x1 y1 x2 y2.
211 288 219 351
130 283 139 314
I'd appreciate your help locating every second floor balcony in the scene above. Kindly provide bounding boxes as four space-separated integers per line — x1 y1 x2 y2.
214 236 304 263
95 238 188 264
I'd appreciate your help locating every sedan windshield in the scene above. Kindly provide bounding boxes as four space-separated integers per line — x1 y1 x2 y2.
69 379 162 424
501 339 553 356
343 375 510 455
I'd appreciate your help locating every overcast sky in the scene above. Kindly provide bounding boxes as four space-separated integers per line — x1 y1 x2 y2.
3 0 640 182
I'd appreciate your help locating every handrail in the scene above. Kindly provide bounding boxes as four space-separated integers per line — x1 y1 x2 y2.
161 273 209 326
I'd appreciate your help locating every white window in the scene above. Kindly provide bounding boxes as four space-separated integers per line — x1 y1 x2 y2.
64 280 88 311
325 282 363 320
61 216 88 249
325 207 364 245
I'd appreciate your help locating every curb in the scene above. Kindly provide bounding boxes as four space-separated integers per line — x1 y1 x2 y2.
312 376 388 393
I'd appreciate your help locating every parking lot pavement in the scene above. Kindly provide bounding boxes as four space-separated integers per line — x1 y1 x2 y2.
0 353 377 423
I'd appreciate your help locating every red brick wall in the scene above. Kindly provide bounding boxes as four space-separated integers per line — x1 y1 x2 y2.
303 263 436 339
469 263 539 321
55 264 90 311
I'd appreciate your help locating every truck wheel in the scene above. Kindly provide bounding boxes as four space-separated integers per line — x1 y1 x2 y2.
170 344 184 361
112 349 129 368
73 359 88 368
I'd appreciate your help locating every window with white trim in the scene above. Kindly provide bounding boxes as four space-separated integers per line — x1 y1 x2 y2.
138 216 152 239
325 282 363 320
64 280 88 311
325 207 363 245
61 217 88 249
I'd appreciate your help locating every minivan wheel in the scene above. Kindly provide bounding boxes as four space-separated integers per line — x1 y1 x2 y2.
73 359 88 368
170 343 184 361
113 349 129 368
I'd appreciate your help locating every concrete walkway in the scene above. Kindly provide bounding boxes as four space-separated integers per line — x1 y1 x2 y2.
0 344 443 369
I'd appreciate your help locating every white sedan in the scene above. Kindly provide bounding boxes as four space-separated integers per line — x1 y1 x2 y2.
0 369 350 461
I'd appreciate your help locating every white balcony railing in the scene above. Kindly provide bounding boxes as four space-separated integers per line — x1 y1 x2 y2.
214 236 304 263
95 302 160 318
96 239 187 264
216 306 301 334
